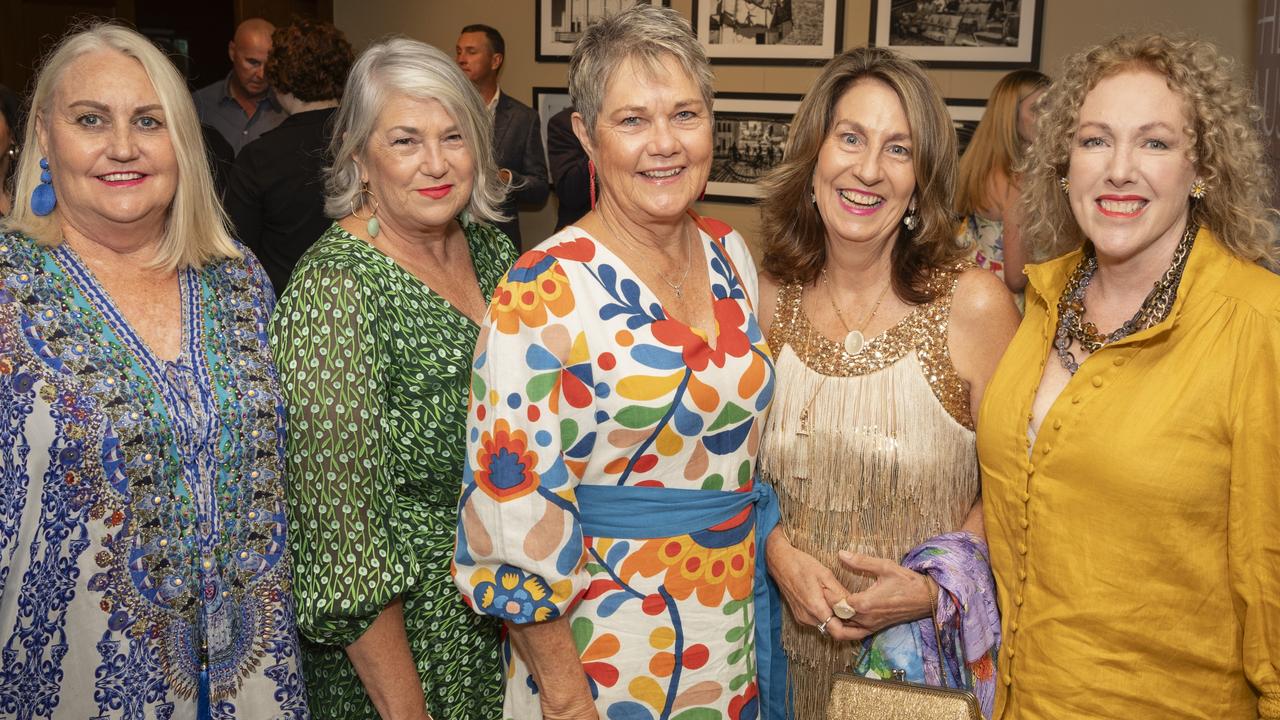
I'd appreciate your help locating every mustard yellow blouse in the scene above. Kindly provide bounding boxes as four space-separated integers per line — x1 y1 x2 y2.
978 229 1280 720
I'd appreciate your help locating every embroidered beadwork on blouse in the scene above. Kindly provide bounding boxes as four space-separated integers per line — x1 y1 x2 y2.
769 266 973 429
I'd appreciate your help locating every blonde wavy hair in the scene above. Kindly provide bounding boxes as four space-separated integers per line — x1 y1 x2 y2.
3 22 239 270
955 69 1049 217
1020 33 1277 263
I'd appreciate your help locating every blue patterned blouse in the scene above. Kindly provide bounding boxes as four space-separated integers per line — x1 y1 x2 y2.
0 231 307 719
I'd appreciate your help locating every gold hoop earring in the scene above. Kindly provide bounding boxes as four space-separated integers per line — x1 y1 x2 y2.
351 183 381 238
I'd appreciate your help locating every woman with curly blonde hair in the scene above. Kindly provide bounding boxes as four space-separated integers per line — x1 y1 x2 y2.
979 33 1280 719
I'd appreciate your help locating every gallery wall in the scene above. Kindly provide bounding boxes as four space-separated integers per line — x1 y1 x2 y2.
333 0 1258 256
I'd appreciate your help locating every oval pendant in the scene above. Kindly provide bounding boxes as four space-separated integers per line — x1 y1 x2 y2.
843 330 865 356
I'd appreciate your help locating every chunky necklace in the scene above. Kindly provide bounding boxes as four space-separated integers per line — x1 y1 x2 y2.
1054 223 1197 374
821 268 891 356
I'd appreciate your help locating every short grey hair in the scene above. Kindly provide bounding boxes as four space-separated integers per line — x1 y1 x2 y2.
324 37 506 223
568 4 714 138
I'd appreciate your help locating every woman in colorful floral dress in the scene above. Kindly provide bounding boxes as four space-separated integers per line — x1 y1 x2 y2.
452 6 784 720
271 39 514 720
0 24 306 718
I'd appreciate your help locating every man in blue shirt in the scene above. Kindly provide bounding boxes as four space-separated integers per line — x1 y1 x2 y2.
193 18 288 156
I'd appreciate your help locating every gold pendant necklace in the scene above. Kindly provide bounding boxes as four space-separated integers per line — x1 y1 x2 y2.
821 268 892 357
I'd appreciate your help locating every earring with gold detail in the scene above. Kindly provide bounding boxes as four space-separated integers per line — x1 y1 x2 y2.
1059 176 1070 195
351 182 381 238
1190 178 1207 200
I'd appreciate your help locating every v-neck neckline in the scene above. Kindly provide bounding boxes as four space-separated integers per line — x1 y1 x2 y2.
53 243 200 382
333 223 492 328
570 224 726 354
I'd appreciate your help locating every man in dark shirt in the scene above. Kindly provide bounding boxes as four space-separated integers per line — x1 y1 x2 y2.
456 23 548 250
193 18 288 155
546 106 591 231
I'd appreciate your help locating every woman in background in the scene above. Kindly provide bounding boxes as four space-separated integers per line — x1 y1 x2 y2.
955 69 1050 296
0 84 21 216
226 17 353 293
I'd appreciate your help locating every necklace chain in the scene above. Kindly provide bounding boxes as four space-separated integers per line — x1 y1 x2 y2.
820 267 891 357
1054 222 1197 374
600 210 694 299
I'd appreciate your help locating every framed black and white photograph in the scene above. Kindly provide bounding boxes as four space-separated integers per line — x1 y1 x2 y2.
536 0 671 61
871 0 1044 69
692 0 844 65
532 86 574 170
946 98 986 156
705 92 802 203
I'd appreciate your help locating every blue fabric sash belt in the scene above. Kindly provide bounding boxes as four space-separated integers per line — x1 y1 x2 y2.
576 481 789 720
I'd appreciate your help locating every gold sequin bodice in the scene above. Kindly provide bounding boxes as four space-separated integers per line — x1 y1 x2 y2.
759 268 979 718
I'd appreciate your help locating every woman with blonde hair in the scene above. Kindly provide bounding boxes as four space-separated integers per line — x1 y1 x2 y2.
0 23 306 717
955 69 1050 295
980 33 1280 719
756 46 1019 718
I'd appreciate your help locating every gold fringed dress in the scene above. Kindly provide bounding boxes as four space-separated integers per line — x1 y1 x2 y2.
760 269 979 718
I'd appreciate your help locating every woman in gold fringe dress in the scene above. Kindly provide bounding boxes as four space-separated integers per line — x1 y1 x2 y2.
755 48 1021 718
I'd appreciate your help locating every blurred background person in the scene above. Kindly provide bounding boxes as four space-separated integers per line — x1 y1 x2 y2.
981 33 1280 719
0 84 20 217
272 37 514 720
453 6 786 719
955 69 1050 300
756 47 1018 719
546 104 590 230
0 23 306 716
455 23 547 249
226 17 353 294
193 17 287 155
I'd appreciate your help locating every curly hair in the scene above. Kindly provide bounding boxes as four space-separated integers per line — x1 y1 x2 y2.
758 47 962 304
265 19 353 102
1020 33 1277 263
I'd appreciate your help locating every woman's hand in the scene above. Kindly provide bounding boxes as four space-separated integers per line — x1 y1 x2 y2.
766 529 853 635
834 550 935 639
506 615 599 720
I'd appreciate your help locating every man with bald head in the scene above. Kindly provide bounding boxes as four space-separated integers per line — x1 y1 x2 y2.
194 18 288 155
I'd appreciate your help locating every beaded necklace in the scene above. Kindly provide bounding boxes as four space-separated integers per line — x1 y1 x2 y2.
1054 223 1197 374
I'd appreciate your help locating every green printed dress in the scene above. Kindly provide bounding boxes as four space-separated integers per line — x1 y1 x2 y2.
271 221 516 719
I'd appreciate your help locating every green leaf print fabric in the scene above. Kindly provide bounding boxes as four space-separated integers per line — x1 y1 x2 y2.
272 221 517 720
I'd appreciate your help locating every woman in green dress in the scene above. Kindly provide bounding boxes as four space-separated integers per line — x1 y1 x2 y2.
270 38 515 720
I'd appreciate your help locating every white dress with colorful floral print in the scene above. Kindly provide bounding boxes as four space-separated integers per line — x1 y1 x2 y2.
453 220 775 720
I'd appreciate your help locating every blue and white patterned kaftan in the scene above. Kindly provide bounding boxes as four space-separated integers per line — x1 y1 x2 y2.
0 231 307 719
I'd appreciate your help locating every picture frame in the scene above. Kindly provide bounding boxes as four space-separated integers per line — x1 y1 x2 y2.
946 98 987 156
692 0 844 65
705 92 803 204
870 0 1044 69
536 0 671 62
532 86 574 172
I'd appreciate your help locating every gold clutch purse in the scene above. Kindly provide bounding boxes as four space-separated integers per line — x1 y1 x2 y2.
825 672 982 720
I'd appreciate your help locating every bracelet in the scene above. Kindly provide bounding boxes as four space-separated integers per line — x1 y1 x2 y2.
924 574 939 626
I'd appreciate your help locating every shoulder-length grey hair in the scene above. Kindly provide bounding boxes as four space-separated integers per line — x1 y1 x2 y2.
3 22 238 271
568 4 713 138
324 37 506 223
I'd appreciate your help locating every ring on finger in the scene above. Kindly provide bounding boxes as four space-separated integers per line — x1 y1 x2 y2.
833 598 856 620
817 614 834 636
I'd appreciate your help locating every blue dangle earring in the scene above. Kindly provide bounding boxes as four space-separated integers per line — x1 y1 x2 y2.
31 158 56 216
